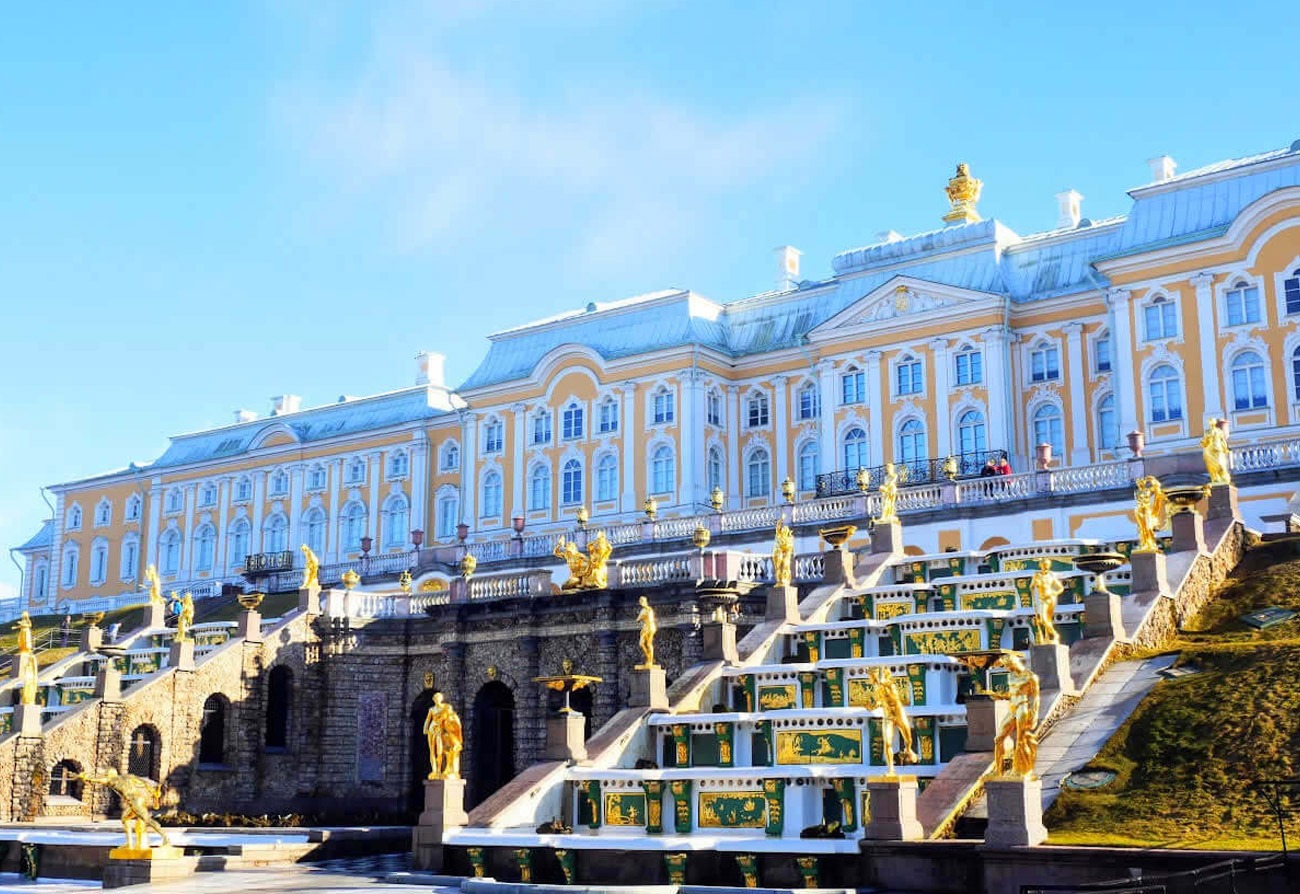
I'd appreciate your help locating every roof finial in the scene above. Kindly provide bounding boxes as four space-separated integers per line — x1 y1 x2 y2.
943 162 983 225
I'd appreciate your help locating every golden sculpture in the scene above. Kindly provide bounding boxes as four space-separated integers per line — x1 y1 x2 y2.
855 467 871 493
172 592 194 642
772 521 795 588
865 666 917 775
1133 475 1169 553
876 462 900 524
1201 420 1232 486
943 162 983 224
1029 559 1063 646
78 768 173 856
635 596 658 669
341 568 360 590
300 544 321 590
423 691 463 780
15 612 38 707
941 455 959 481
398 570 413 594
977 652 1041 778
554 532 612 590
142 565 164 607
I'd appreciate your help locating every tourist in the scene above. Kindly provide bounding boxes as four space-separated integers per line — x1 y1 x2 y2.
980 459 998 477
996 456 1012 476
60 614 73 647
106 622 121 644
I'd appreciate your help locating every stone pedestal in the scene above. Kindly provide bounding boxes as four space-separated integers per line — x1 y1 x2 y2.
80 626 102 653
94 662 122 702
702 621 738 664
1130 550 1169 596
984 776 1048 847
412 778 467 872
821 549 856 588
146 601 167 630
102 851 194 889
1206 483 1240 522
629 666 668 710
13 703 43 737
864 776 924 840
871 520 903 555
237 609 263 643
299 584 323 615
962 696 1008 753
765 584 799 623
545 712 588 761
1083 591 1126 641
1171 510 1207 553
168 639 195 672
1030 643 1078 695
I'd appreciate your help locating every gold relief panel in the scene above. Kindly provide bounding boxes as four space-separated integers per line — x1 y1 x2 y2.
775 729 863 765
603 792 647 827
961 591 1016 611
848 677 911 709
698 791 767 829
904 628 981 655
757 684 797 710
874 601 912 621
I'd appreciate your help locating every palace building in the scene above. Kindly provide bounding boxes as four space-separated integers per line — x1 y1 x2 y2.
15 142 1300 612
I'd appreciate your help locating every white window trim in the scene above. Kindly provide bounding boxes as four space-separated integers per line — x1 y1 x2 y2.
67 503 83 530
1027 399 1067 457
648 385 677 426
744 445 772 498
890 353 927 400
1272 256 1300 322
744 389 771 430
1026 339 1063 383
1139 353 1189 438
387 450 410 481
1090 328 1112 376
119 535 140 582
481 418 505 455
1225 343 1276 427
894 415 929 464
952 346 983 387
440 440 461 472
93 498 112 528
1216 270 1267 331
839 366 866 405
1138 291 1183 344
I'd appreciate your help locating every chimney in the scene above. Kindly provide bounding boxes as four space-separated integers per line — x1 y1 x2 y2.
1147 155 1177 183
270 395 302 417
1055 190 1083 229
415 351 446 387
875 230 904 244
774 245 801 290
234 409 257 424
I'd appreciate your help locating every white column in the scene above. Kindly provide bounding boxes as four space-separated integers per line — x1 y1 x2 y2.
681 371 701 509
251 472 267 553
726 386 741 507
460 412 477 525
1063 322 1089 464
287 465 305 550
145 478 163 569
1191 272 1223 420
49 492 66 604
817 360 837 474
215 478 230 573
981 329 1013 463
865 350 885 465
1106 289 1139 436
367 451 383 542
929 339 952 458
773 375 789 485
180 484 196 578
620 385 638 512
410 432 428 535
511 403 527 517
326 459 342 561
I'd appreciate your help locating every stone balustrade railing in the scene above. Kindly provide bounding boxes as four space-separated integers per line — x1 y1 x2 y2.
615 554 697 587
1232 436 1300 473
954 473 1038 504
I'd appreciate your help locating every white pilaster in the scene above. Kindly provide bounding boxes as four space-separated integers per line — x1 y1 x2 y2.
511 403 527 517
773 375 789 484
326 459 342 562
287 465 305 551
251 472 266 554
929 339 952 458
145 478 162 570
1063 322 1089 464
816 360 837 474
726 386 741 508
865 350 884 465
1191 272 1222 420
180 484 196 578
981 329 1013 464
681 372 701 509
367 451 383 542
460 412 477 525
215 478 230 574
410 431 429 535
1106 289 1139 436
620 385 637 512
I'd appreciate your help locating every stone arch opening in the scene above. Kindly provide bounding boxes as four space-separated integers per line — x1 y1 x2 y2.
127 724 161 781
265 665 293 751
408 689 437 814
471 681 515 807
199 694 229 766
49 759 83 801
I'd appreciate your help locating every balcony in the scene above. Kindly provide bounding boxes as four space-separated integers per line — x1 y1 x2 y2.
243 551 295 575
815 449 1009 498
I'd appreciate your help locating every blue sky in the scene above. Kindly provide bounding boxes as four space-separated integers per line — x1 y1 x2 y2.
2 0 1298 600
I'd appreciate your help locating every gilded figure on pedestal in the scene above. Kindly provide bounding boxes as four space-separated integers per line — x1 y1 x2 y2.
772 521 794 588
78 768 171 853
1200 420 1232 486
172 592 194 642
636 596 658 669
876 463 900 524
977 652 1041 778
300 544 321 590
143 565 164 607
1133 476 1169 554
424 691 463 780
1029 559 1063 646
554 532 613 590
16 611 38 707
865 666 917 774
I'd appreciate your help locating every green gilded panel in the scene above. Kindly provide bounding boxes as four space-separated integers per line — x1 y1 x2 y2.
582 781 601 828
848 627 865 658
906 663 927 706
604 793 646 827
715 722 735 768
758 684 796 711
797 672 817 709
762 778 785 837
698 791 767 828
875 601 912 620
642 780 666 833
904 629 981 655
802 631 822 663
985 618 1006 650
1014 577 1033 608
963 590 1016 611
915 716 936 765
775 729 863 765
738 675 756 712
830 778 858 832
848 676 911 708
670 780 693 833
823 667 844 707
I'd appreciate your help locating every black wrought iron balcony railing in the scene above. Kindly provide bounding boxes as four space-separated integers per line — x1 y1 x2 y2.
814 449 1009 498
243 551 295 575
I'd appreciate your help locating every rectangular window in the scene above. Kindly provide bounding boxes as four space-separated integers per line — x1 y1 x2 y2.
483 423 503 454
954 351 982 385
1144 301 1178 340
706 393 723 426
1233 366 1269 410
841 371 865 404
1095 337 1112 373
798 387 819 420
895 361 923 395
599 401 619 433
1226 284 1261 327
531 413 552 445
1030 347 1060 382
1286 275 1300 315
653 391 675 424
747 398 769 428
562 406 584 440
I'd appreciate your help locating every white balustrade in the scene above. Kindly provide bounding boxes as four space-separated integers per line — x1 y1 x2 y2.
721 506 783 532
897 484 943 511
654 516 705 539
955 473 1037 504
792 496 856 524
1232 437 1300 472
467 540 509 562
794 553 825 582
1048 461 1132 494
600 523 644 545
616 555 696 587
737 554 773 583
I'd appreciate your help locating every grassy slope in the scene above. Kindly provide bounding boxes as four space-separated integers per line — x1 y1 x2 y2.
1045 539 1300 849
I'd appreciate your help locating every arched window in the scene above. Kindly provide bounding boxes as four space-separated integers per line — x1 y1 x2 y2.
843 427 868 471
228 518 251 568
159 529 180 575
94 499 111 527
1148 364 1183 422
651 446 675 494
341 503 367 552
529 465 551 511
61 542 80 588
798 441 819 492
561 459 583 505
598 397 620 433
1285 268 1300 316
707 447 724 494
125 494 143 521
302 508 326 555
194 524 216 572
388 450 409 479
1097 394 1119 451
956 410 987 456
1033 404 1065 456
383 494 410 547
1231 351 1268 410
265 666 293 751
1225 280 1261 326
797 382 820 420
269 470 289 496
746 392 770 428
746 447 771 497
481 471 503 518
562 402 585 440
435 493 459 539
199 483 217 507
898 419 926 465
89 538 109 585
68 504 82 530
264 514 288 553
49 760 83 800
199 695 227 765
440 441 460 472
596 454 619 502
127 725 160 780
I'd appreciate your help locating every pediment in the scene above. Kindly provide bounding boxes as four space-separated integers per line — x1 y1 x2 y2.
810 276 1002 337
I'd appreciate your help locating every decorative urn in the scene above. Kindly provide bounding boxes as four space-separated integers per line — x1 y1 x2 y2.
709 486 725 513
236 592 265 611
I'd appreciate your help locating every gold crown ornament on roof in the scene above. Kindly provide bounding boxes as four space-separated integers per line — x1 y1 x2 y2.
943 162 983 224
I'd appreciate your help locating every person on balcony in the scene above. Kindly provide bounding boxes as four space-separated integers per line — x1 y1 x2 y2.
980 459 998 477
995 456 1012 476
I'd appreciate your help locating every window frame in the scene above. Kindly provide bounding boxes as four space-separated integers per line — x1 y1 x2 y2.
746 391 770 429
840 368 866 405
1147 364 1184 423
1224 280 1262 328
1229 350 1269 411
894 355 924 397
745 447 771 498
561 458 583 505
561 402 585 441
1029 343 1061 383
1142 295 1179 342
954 349 983 386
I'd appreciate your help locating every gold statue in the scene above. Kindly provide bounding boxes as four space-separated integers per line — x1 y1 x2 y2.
398 570 413 594
865 666 917 775
1029 559 1063 646
1201 420 1232 486
423 691 463 780
876 462 900 524
78 768 171 854
1133 476 1169 553
943 162 983 224
300 544 320 589
635 596 658 669
16 612 38 707
553 532 612 590
143 565 164 606
172 592 194 642
772 520 795 588
977 652 1041 777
